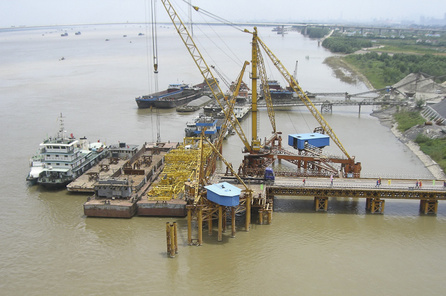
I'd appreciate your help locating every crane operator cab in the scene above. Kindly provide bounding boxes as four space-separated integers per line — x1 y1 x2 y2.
264 167 275 185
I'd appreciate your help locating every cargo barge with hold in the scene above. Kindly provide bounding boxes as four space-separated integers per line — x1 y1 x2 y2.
83 142 179 218
135 80 214 109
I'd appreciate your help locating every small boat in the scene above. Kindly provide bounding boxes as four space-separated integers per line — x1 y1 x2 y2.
184 114 225 141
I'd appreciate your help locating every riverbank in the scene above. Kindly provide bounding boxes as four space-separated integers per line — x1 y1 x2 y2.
371 107 446 180
323 56 375 89
324 54 446 179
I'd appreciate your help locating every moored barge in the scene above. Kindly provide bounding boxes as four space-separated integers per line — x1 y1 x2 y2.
83 142 178 218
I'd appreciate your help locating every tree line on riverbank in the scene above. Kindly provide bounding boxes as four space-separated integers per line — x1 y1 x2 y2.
322 37 373 54
322 35 446 89
344 52 446 89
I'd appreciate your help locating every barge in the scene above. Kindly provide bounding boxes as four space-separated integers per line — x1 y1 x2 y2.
83 142 178 218
135 80 214 109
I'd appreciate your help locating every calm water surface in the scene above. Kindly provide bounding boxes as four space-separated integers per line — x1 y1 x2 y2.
1 24 445 296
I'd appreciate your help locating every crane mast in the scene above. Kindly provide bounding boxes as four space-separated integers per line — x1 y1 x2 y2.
255 32 352 160
250 29 261 151
256 39 276 134
160 0 253 153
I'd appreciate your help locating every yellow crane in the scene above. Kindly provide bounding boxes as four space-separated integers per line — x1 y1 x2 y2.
253 29 351 159
247 28 361 176
160 0 255 154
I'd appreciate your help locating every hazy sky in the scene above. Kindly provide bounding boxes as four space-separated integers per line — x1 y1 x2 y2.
0 0 445 27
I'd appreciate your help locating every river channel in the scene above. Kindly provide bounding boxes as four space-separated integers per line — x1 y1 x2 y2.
1 24 445 295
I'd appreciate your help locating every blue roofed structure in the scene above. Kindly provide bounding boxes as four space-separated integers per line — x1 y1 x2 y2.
204 182 242 207
288 133 330 150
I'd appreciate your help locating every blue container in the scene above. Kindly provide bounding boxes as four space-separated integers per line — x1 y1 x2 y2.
205 182 241 207
288 133 330 150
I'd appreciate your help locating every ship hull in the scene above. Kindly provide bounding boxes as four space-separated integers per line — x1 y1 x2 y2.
84 200 137 218
154 93 201 108
137 199 187 217
136 81 210 109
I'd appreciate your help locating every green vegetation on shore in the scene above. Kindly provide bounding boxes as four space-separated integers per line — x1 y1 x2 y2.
343 53 446 89
393 111 446 173
322 37 373 54
304 27 331 39
393 111 425 132
415 135 446 172
370 39 446 55
321 32 446 174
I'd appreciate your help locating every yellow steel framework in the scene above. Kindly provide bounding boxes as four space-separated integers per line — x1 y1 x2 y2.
147 139 212 201
160 0 254 154
255 29 276 135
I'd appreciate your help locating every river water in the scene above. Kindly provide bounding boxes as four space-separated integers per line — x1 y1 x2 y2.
1 24 445 296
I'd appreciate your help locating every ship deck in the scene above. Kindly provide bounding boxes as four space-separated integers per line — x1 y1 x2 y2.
67 158 127 192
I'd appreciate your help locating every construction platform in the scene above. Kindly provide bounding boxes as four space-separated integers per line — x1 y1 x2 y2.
67 158 127 193
83 142 178 218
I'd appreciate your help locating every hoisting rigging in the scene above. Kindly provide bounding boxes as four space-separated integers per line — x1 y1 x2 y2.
161 1 361 182
150 0 161 143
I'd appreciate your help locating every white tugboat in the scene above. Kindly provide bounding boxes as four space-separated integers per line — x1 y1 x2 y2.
29 114 108 189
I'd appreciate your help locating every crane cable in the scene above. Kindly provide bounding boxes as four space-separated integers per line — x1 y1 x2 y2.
181 0 245 32
144 0 155 143
180 0 245 67
151 0 161 143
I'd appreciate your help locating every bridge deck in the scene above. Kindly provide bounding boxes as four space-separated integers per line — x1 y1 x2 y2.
267 177 446 200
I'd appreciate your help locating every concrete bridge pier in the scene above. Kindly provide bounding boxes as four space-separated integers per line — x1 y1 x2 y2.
321 101 332 114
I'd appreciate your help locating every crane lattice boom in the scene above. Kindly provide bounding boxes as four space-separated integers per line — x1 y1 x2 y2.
255 33 352 160
161 0 252 154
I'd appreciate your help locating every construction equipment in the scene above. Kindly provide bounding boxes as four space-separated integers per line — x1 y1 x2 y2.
160 0 254 156
250 28 362 177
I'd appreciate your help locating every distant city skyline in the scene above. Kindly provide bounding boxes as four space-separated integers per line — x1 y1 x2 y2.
0 0 445 28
